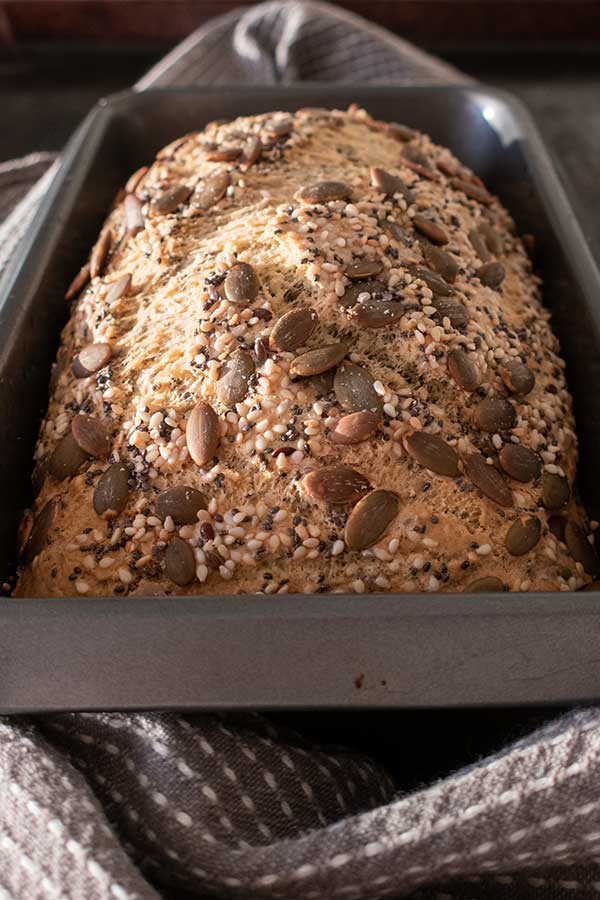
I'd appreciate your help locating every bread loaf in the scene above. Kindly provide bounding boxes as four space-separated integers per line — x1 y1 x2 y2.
16 105 598 597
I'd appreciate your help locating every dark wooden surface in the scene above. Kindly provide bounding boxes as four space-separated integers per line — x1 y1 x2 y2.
1 1 599 44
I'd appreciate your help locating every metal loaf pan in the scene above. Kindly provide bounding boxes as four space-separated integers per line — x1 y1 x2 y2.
2 85 600 713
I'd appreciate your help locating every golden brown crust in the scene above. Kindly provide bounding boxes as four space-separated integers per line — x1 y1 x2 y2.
15 106 596 597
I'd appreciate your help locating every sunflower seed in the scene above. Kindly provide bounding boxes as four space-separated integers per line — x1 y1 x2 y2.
421 243 459 283
298 181 352 203
565 521 600 575
370 167 414 204
149 184 192 216
340 279 387 310
93 463 130 519
474 397 516 432
465 453 513 507
156 486 208 525
352 295 405 328
254 337 268 364
290 343 348 377
498 444 541 482
387 123 415 142
465 576 504 593
480 222 503 255
90 227 112 279
269 307 318 352
216 350 255 406
17 509 34 560
157 132 197 159
302 465 370 504
125 166 148 194
48 432 90 480
240 136 262 172
105 273 132 305
24 497 60 563
542 472 570 509
186 401 220 466
331 410 381 445
431 297 469 329
380 218 411 243
165 535 196 586
412 215 448 245
344 490 399 550
500 361 535 396
73 343 112 378
65 263 91 301
333 362 383 415
265 118 294 138
451 177 492 204
447 349 481 391
477 261 505 289
224 262 260 303
505 516 541 556
401 154 435 180
405 432 460 477
190 170 229 212
468 229 491 262
207 146 242 162
71 414 110 459
344 259 384 280
124 194 144 235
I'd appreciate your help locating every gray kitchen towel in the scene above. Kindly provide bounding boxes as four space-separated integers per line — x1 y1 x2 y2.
0 2 596 899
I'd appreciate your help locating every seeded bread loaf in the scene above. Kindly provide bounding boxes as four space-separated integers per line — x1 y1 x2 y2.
15 105 599 598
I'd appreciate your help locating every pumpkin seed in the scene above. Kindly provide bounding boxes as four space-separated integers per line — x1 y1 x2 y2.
298 181 352 203
71 414 110 459
125 165 148 194
331 410 381 444
302 465 370 504
405 432 460 477
352 295 405 328
500 361 535 396
480 222 503 255
216 350 255 406
334 362 383 414
344 259 384 280
192 169 230 210
505 516 541 556
465 453 513 507
542 472 570 509
156 485 208 525
340 279 387 310
465 576 504 593
240 136 262 171
387 123 415 142
468 229 491 262
477 261 505 289
565 521 600 574
72 343 111 378
412 214 448 245
431 297 469 329
447 349 481 391
498 444 541 482
549 515 567 542
24 497 60 563
105 273 131 305
93 463 130 519
165 535 196 586
413 266 453 296
401 154 435 180
124 194 144 235
48 432 89 480
224 262 260 303
90 227 112 279
149 184 192 216
65 263 91 301
187 400 220 466
474 397 516 432
369 167 414 204
451 177 492 204
421 243 459 283
269 307 318 352
345 490 399 550
290 343 347 377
